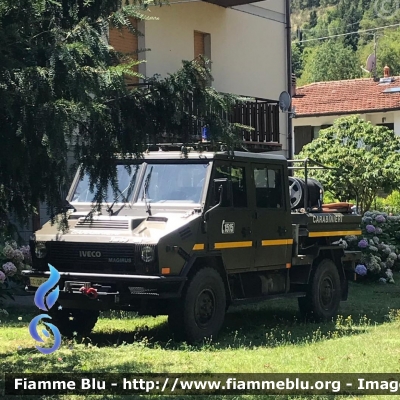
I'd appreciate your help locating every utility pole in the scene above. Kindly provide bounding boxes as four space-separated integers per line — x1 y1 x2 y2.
373 32 378 81
285 0 293 162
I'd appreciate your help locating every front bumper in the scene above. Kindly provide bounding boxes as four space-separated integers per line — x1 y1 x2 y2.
22 269 186 312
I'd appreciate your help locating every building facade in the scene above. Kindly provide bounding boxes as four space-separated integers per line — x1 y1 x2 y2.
109 0 291 153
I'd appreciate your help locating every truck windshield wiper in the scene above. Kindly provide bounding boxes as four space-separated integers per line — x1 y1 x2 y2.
142 166 153 216
106 166 139 216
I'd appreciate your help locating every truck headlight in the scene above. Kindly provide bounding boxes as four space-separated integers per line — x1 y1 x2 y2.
35 242 47 259
141 246 155 263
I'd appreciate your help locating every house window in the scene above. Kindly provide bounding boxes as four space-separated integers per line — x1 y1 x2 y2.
313 125 332 139
377 123 394 131
194 31 211 61
312 126 320 139
109 18 139 85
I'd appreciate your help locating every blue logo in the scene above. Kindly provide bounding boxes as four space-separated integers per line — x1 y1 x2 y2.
28 264 62 354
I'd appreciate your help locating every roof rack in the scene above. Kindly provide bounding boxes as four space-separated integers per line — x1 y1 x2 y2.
146 141 283 153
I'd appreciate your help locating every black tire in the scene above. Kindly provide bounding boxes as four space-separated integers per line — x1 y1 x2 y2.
168 267 226 343
48 307 99 338
298 259 341 322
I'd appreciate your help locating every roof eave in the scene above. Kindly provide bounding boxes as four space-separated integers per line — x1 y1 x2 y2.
294 107 400 119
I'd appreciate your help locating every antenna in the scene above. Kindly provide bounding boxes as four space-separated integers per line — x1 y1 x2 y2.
361 34 378 79
279 91 291 112
279 91 296 118
361 65 370 74
366 54 376 73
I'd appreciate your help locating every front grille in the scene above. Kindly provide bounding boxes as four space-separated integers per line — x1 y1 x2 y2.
45 242 157 274
75 219 130 230
129 287 158 295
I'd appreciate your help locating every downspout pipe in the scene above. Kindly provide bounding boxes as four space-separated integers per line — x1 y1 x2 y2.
285 0 293 163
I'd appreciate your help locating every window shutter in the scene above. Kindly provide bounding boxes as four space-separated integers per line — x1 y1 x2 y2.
194 31 205 59
109 18 139 85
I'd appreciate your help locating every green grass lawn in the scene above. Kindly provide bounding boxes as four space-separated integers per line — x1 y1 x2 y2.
2 279 400 400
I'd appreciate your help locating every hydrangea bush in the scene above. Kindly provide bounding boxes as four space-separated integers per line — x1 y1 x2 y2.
344 211 400 283
0 240 32 315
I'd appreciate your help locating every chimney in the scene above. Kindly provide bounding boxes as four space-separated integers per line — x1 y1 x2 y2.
291 73 297 97
384 65 391 78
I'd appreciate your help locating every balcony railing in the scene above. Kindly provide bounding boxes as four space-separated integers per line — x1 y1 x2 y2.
231 98 281 149
127 83 282 150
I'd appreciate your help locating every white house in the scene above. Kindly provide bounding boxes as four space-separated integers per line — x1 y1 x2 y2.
291 67 400 154
109 0 292 153
23 0 292 240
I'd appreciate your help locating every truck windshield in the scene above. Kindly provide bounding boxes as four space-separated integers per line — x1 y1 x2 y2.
71 164 140 203
138 163 208 203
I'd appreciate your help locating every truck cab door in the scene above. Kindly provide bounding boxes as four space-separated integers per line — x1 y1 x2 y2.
206 161 254 272
251 163 292 268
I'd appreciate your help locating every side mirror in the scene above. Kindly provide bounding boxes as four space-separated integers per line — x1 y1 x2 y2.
202 178 230 233
213 178 230 206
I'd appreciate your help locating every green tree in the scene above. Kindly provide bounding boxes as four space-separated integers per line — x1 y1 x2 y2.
292 42 304 78
298 116 400 213
0 0 246 230
309 10 318 28
300 40 360 84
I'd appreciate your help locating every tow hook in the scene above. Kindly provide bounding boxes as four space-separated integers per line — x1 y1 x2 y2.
79 286 98 299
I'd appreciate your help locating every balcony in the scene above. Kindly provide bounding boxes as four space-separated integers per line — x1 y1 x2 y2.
128 84 281 151
172 97 281 151
230 97 281 151
190 97 281 151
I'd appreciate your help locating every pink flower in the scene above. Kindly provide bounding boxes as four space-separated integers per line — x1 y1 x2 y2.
12 250 24 263
20 245 30 257
355 264 367 276
20 245 32 264
358 239 368 248
366 225 376 233
0 271 6 283
2 244 14 259
2 262 17 276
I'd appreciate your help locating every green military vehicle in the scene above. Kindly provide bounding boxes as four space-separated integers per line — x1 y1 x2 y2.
24 150 362 343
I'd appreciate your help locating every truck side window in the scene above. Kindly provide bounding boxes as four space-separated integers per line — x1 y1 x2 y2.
213 164 247 207
254 167 283 209
231 166 247 208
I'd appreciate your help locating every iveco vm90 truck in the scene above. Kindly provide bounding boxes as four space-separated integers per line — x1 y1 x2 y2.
24 150 361 343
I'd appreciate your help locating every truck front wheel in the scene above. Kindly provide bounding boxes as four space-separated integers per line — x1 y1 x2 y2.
298 259 341 322
168 267 226 343
48 307 99 338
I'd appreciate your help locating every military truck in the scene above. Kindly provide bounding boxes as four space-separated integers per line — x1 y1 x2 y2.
23 150 362 343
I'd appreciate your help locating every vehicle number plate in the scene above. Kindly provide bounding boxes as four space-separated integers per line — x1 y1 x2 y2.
29 277 47 288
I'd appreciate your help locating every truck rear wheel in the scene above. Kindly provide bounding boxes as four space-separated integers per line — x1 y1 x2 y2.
48 307 99 338
168 267 226 343
298 259 341 322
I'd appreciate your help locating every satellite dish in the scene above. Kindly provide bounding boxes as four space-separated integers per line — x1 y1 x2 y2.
366 54 376 73
279 91 291 112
